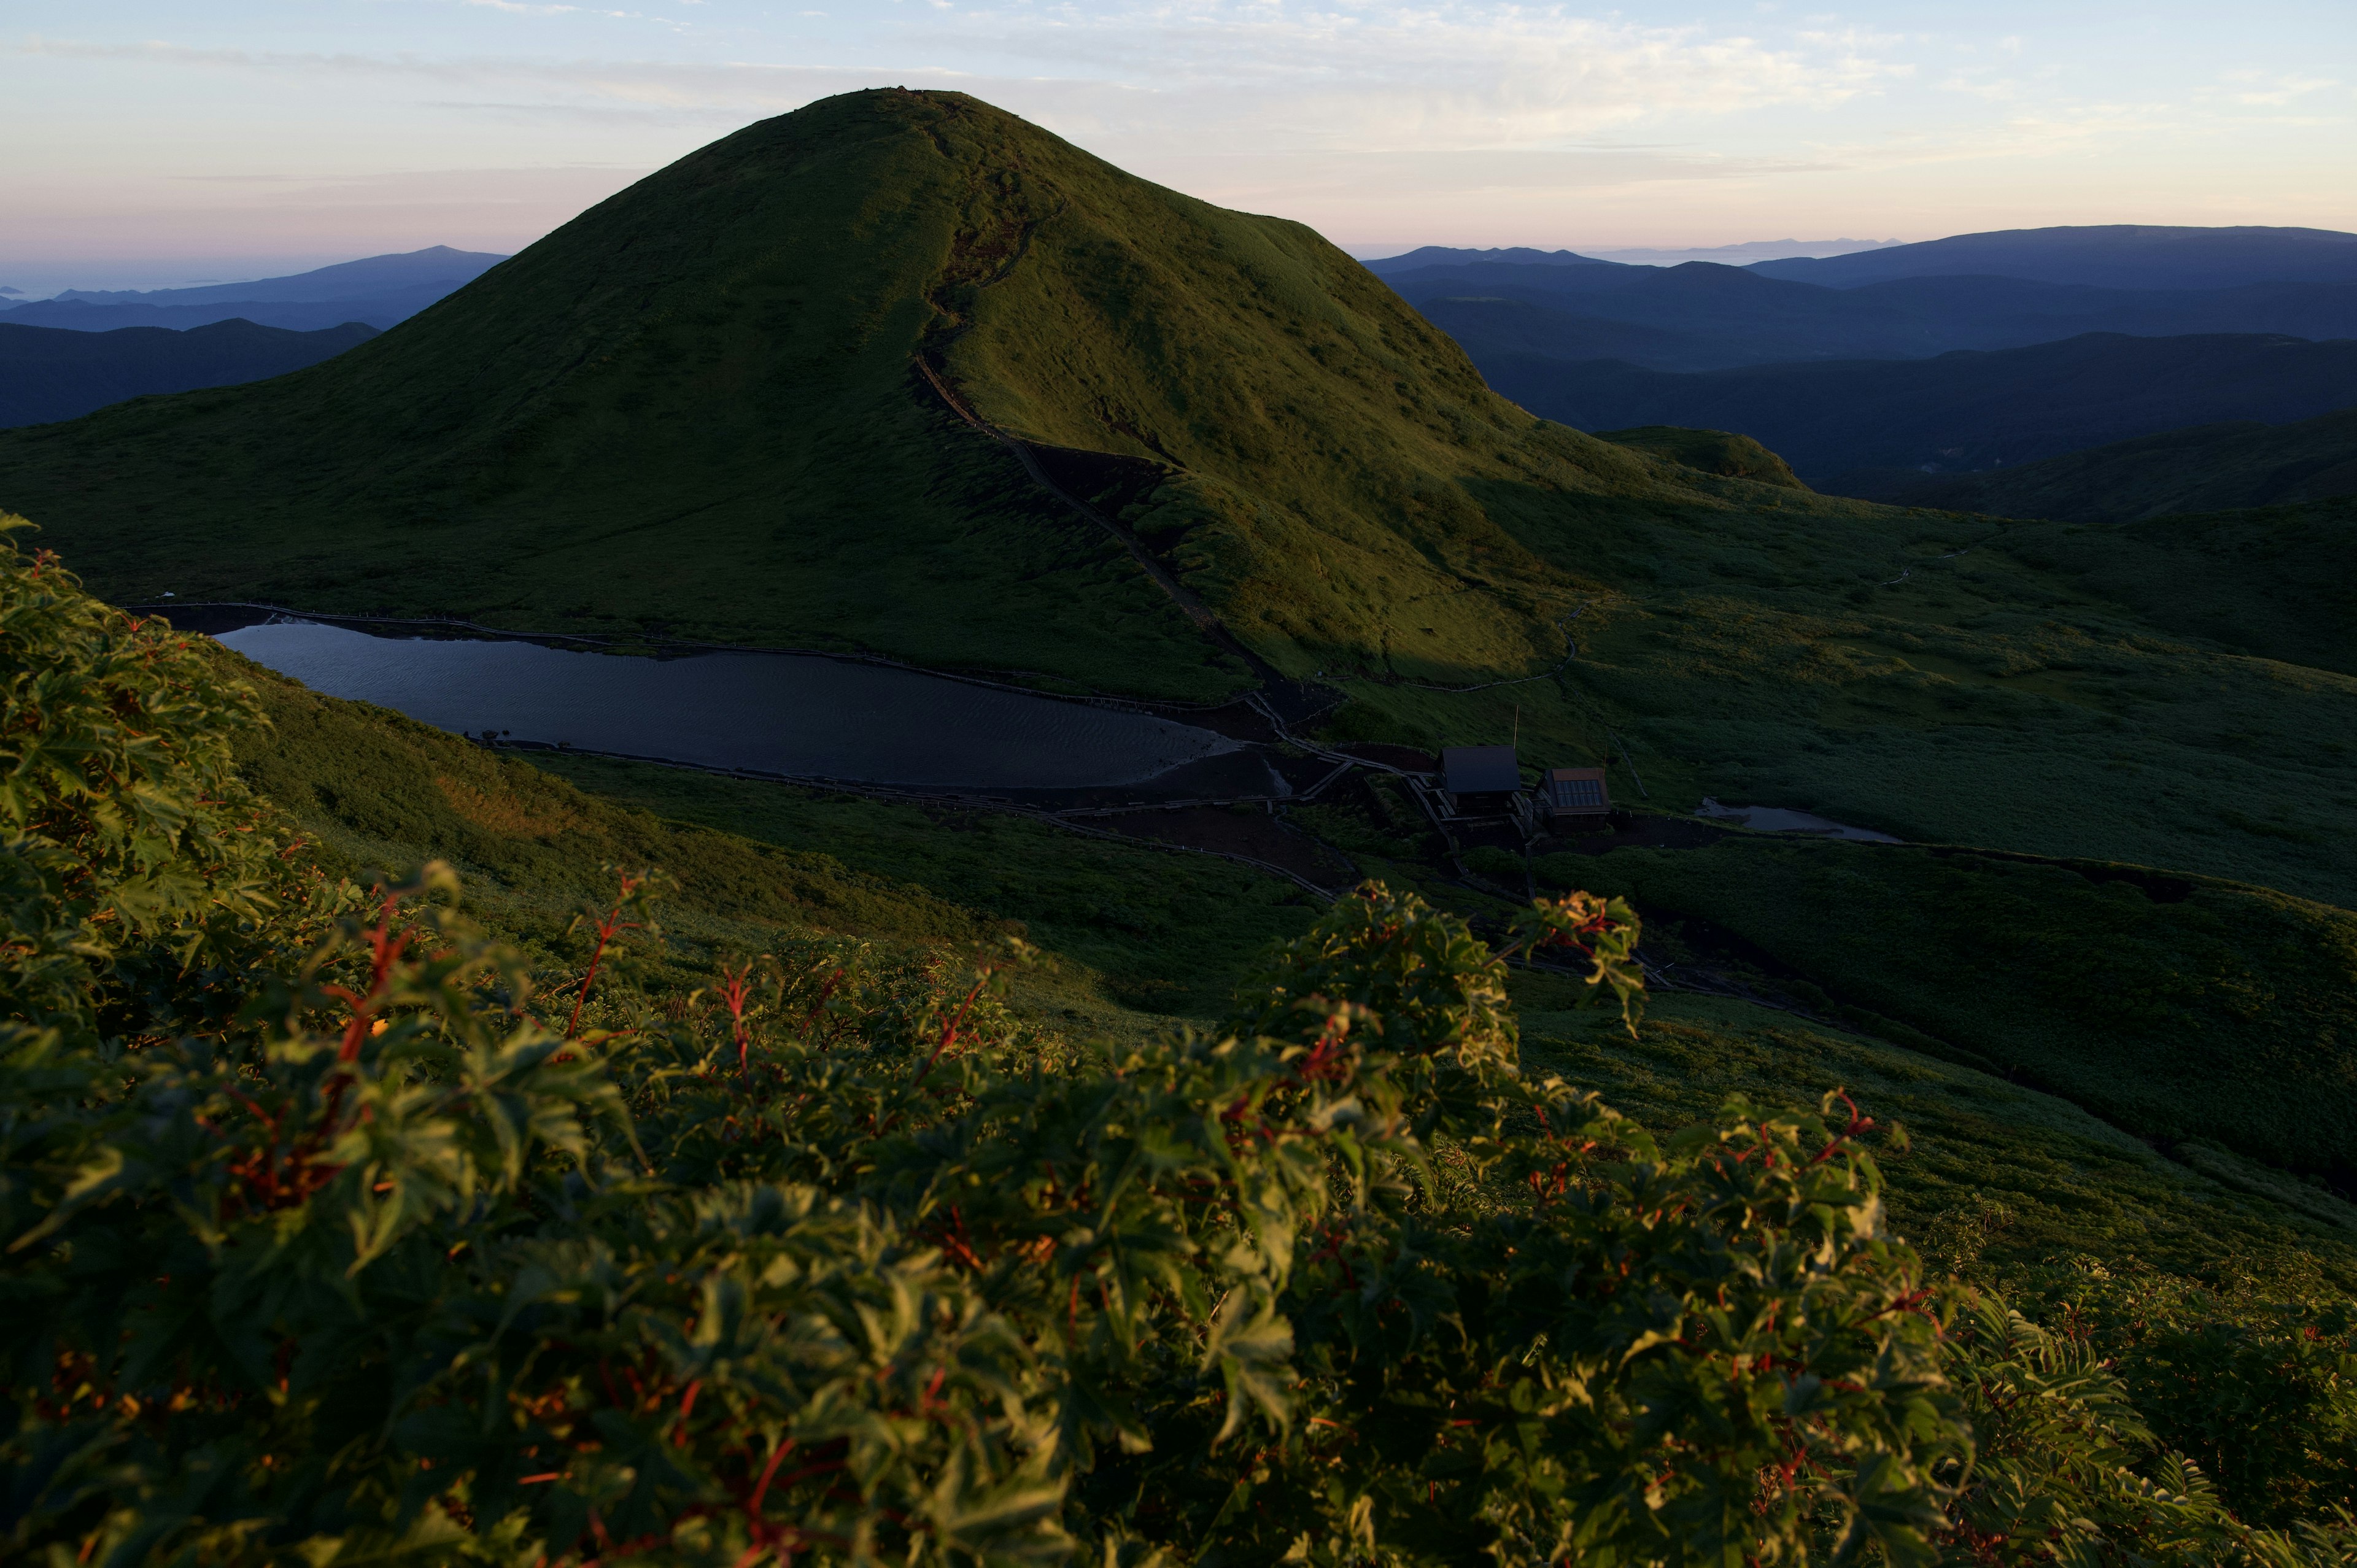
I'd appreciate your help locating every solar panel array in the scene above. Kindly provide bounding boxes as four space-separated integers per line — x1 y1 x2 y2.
1552 776 1606 808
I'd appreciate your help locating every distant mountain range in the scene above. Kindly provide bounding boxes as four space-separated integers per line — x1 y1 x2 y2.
1372 225 2357 293
1747 225 2357 291
1382 258 2357 371
1364 224 2357 492
1363 246 1615 276
1473 332 2357 485
0 319 378 430
11 223 2357 503
0 247 506 333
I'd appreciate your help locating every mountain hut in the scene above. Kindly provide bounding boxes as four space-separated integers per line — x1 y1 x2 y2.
1440 745 1524 819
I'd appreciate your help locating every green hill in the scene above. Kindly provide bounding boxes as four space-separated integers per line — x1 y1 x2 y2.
1843 406 2357 519
1593 423 1808 487
0 87 1668 698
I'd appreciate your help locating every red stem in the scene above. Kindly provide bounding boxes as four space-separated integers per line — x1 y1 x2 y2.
748 1439 794 1515
566 878 642 1040
914 970 992 1080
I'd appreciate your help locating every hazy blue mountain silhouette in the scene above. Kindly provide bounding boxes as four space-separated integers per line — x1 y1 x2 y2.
1747 225 2357 290
0 319 377 428
50 247 507 305
1387 260 2357 370
1472 332 2357 482
0 247 508 333
1360 245 1615 276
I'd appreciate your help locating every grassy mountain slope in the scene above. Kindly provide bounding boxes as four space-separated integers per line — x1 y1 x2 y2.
0 88 1682 693
0 319 376 430
1843 407 2357 519
0 95 1251 698
1322 482 2357 908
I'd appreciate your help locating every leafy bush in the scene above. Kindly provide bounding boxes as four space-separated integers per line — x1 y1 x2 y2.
2013 1267 2357 1532
2 533 2351 1564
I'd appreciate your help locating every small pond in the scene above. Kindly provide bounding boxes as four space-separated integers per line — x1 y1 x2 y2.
206 614 1280 798
1695 798 1900 844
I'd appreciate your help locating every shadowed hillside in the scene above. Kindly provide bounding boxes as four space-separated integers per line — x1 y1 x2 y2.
1995 496 2357 678
1846 407 2357 520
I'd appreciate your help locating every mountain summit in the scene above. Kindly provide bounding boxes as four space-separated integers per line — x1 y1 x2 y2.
0 88 1743 697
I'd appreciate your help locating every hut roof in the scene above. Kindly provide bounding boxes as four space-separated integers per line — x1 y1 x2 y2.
1442 746 1522 795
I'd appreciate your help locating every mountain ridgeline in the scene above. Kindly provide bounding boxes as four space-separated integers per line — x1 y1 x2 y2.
0 246 508 333
1476 332 2357 485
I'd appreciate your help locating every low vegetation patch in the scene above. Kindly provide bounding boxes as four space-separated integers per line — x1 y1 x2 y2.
10 503 2357 1563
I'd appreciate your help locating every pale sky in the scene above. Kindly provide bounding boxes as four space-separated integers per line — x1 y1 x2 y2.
5 0 2352 291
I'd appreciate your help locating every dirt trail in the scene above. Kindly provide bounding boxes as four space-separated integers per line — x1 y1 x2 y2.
911 358 1250 664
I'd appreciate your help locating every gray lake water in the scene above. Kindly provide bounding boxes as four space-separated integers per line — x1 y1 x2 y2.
214 618 1271 794
1695 798 1900 843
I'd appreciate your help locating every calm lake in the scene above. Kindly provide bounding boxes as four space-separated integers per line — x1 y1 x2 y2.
210 616 1279 797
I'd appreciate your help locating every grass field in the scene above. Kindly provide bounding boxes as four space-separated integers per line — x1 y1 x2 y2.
2003 495 2357 677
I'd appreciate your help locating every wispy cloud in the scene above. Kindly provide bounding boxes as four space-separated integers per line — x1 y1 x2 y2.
14 5 1910 156
2215 69 2342 107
